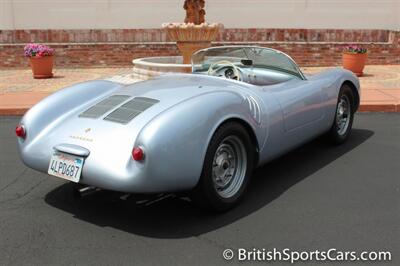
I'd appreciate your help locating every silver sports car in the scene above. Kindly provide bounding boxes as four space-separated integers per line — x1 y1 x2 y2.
16 46 360 211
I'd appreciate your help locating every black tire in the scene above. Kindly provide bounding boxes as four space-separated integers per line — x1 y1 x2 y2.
190 122 255 212
327 84 355 144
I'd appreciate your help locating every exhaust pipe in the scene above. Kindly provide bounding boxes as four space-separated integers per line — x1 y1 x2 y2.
73 186 100 198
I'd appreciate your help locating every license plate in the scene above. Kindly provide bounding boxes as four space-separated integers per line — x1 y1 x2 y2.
48 152 84 182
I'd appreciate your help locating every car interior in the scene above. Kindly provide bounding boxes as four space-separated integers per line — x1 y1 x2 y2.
192 46 305 86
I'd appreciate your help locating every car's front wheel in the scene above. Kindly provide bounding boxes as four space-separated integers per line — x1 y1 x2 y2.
191 122 255 212
327 84 355 144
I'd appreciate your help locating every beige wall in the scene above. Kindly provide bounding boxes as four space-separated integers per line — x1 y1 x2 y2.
1 0 399 30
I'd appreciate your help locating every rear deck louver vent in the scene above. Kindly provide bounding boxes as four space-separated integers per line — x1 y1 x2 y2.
79 95 130 119
103 97 159 124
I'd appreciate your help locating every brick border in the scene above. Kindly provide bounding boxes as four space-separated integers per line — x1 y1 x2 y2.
1 104 399 116
0 108 27 116
359 104 400 113
0 29 398 68
0 29 392 44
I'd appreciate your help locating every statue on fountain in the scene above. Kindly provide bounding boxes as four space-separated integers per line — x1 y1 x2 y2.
184 0 205 25
163 0 221 64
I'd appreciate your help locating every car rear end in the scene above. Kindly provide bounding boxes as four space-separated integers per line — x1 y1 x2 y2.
16 92 168 192
16 74 254 193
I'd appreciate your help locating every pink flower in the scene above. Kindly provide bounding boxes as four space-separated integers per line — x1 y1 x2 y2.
23 43 54 57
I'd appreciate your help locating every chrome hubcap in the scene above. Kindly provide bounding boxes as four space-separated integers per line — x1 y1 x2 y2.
336 95 351 135
212 136 247 198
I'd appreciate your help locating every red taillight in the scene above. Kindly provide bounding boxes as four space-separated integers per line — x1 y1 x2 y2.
15 125 26 138
132 147 144 161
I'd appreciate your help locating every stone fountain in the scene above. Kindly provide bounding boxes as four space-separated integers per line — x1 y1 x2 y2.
163 22 220 65
163 0 219 64
126 0 221 81
163 0 220 64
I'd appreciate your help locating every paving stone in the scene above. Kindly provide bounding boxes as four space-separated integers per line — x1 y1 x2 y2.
0 65 399 114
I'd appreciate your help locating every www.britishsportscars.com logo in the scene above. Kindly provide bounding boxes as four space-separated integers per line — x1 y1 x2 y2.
222 248 392 263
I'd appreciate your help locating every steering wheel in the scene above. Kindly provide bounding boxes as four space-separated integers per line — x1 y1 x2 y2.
207 60 242 81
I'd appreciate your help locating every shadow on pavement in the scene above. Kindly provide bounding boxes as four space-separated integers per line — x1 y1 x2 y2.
45 129 373 239
360 73 374 78
51 75 66 79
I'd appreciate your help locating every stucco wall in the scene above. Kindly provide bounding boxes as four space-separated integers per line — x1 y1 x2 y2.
1 0 399 30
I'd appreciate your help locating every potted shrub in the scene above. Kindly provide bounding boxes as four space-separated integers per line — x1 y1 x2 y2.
24 43 54 79
342 45 368 77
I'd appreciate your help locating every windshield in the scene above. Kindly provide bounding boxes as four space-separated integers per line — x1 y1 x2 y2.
192 46 304 79
192 47 248 72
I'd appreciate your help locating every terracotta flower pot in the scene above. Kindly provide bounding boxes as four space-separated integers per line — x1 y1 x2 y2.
29 56 54 79
342 53 367 77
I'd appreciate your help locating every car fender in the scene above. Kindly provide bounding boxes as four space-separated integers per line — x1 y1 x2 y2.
19 80 121 145
308 68 360 128
133 90 266 192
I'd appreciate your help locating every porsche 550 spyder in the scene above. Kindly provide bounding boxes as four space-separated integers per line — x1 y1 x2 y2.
16 46 360 211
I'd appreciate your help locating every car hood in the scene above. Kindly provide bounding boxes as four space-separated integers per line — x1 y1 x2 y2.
28 74 247 157
18 74 252 173
87 73 252 125
117 73 248 102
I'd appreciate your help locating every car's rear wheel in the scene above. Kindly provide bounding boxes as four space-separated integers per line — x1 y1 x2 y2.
327 84 355 144
191 122 255 212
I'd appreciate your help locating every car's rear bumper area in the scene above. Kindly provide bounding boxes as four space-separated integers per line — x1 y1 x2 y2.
19 147 198 194
77 166 177 194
